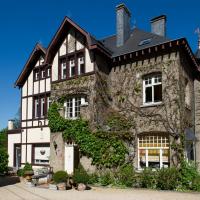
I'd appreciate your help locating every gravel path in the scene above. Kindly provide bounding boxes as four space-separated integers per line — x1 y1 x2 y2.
0 183 200 200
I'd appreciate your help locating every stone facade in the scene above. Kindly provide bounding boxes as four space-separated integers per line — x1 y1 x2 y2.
50 48 198 171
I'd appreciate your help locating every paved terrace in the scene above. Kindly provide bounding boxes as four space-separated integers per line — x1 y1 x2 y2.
0 181 200 200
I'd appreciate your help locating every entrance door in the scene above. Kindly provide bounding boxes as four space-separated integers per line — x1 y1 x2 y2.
15 145 21 169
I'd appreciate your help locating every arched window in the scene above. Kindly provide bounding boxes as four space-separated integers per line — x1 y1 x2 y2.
138 133 169 169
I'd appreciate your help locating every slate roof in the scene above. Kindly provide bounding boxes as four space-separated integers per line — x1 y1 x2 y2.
99 28 170 57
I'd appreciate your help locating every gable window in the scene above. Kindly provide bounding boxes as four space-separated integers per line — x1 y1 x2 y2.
41 69 45 79
64 97 84 119
143 74 162 105
61 60 67 79
47 67 51 78
78 56 85 75
34 70 39 81
69 58 76 77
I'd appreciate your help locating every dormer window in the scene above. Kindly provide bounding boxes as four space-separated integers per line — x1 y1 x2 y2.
78 56 85 75
69 58 75 77
61 60 66 79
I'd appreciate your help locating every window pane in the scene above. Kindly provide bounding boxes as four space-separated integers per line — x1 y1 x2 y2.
145 87 152 103
154 84 162 102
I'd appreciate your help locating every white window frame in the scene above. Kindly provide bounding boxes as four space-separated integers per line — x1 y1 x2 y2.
64 97 85 119
78 56 84 75
47 97 52 110
35 98 39 118
143 74 162 106
138 134 169 170
61 60 66 79
41 97 45 117
69 59 75 77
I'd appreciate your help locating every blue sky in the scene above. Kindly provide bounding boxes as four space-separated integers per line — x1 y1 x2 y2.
0 0 200 129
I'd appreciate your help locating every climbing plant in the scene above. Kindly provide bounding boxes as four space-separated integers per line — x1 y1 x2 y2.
48 103 128 168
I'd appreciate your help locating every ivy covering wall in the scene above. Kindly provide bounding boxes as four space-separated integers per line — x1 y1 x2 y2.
48 102 128 168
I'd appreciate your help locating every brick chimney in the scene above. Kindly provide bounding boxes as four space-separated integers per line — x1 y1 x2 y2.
151 15 167 37
116 4 131 47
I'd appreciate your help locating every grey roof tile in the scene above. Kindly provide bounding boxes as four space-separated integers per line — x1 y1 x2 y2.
99 28 170 57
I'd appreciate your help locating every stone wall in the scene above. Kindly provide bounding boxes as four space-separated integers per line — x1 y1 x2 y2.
50 132 65 172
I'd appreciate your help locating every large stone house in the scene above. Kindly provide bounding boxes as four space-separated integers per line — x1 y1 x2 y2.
7 4 200 173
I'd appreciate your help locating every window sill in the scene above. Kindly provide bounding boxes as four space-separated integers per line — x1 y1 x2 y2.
140 102 163 108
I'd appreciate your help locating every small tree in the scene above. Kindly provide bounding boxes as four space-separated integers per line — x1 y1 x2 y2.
0 148 8 174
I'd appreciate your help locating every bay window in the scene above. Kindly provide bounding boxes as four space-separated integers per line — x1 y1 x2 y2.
143 74 162 105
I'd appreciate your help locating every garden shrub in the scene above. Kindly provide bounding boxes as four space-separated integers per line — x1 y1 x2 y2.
53 171 68 184
0 148 8 174
179 161 199 190
114 164 135 187
73 164 89 184
191 175 200 191
139 168 157 189
156 167 179 190
88 172 99 184
99 171 114 186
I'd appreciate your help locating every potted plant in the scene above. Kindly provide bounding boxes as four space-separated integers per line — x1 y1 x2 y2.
17 168 25 183
73 164 89 191
23 163 34 182
52 171 68 190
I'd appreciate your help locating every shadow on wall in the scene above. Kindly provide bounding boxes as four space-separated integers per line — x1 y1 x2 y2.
0 176 20 187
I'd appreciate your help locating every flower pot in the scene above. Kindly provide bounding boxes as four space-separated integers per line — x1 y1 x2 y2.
19 176 26 183
77 183 86 191
24 170 34 182
57 182 66 190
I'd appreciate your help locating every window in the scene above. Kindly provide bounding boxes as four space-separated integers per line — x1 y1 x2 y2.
138 133 169 169
33 145 50 165
34 95 51 118
78 56 85 75
69 58 76 77
143 74 162 105
34 70 39 81
41 70 45 79
34 98 39 118
41 97 45 117
47 67 51 78
47 96 52 110
61 60 67 79
64 97 83 119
